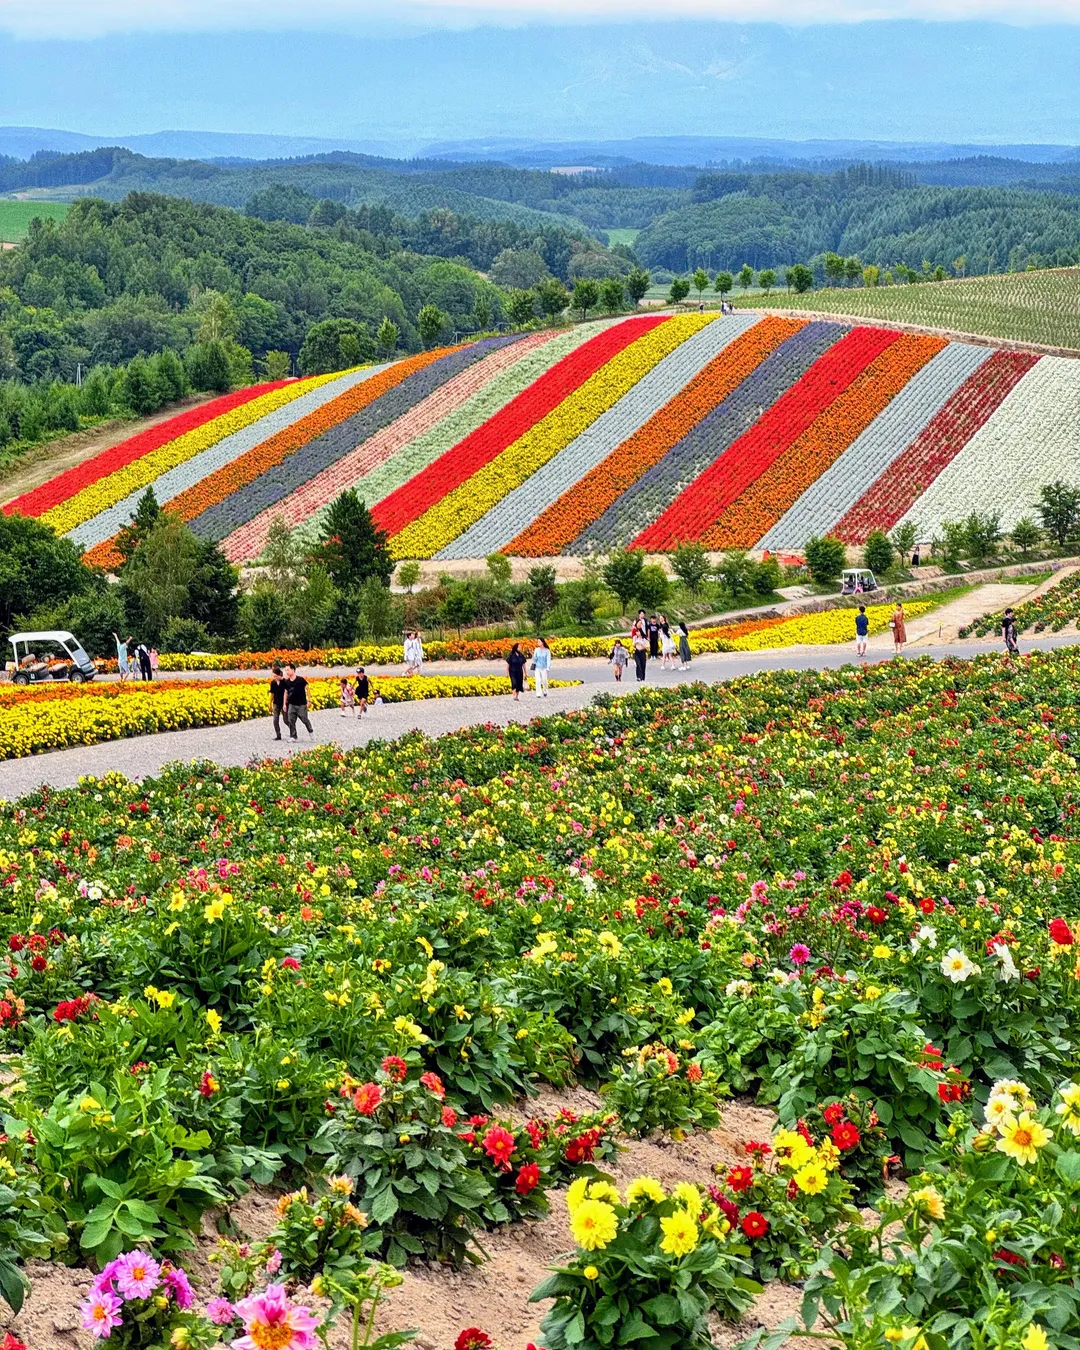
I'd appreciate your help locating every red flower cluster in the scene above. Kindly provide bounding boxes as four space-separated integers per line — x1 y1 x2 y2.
1 1332 28 1350
420 1071 445 1098
481 1124 516 1169
1049 917 1074 946
564 1127 603 1164
455 1330 492 1350
52 994 98 1023
380 1056 408 1083
515 1162 541 1195
0 998 23 1030
353 1082 383 1115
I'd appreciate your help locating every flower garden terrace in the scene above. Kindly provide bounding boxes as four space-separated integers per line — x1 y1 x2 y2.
8 311 1080 565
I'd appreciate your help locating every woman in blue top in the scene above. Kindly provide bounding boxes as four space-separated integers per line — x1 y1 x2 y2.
532 637 552 698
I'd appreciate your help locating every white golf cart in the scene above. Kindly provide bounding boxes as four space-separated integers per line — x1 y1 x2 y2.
7 630 97 685
840 568 879 596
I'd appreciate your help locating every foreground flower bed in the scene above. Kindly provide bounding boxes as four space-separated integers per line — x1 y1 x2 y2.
5 650 1080 1345
0 674 579 759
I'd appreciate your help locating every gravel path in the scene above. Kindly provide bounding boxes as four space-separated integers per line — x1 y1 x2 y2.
3 634 1072 801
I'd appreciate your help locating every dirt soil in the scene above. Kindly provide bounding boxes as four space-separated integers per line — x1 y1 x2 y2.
1 1090 805 1350
0 395 214 506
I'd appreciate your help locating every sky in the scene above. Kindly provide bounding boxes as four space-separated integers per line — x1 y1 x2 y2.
1 4 1079 150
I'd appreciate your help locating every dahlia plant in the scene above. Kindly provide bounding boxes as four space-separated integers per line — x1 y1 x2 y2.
600 1043 723 1138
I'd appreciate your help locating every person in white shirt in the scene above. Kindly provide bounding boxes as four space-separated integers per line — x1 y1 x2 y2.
532 637 551 697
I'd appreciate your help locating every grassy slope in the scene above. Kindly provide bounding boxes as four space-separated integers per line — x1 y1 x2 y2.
0 200 70 242
732 267 1080 351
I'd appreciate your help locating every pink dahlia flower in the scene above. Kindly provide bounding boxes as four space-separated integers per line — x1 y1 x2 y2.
234 1282 320 1350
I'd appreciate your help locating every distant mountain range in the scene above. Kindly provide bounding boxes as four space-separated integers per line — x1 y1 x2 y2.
3 127 1080 172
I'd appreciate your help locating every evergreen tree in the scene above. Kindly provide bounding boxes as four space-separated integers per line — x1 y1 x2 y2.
115 487 161 567
315 489 393 589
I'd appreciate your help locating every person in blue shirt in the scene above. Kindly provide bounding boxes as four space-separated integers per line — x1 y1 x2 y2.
854 606 869 658
532 637 552 697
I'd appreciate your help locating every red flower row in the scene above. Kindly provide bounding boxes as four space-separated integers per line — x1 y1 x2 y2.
371 316 664 538
633 326 899 550
834 349 1038 543
3 381 287 519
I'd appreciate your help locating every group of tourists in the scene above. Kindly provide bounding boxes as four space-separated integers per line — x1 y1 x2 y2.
613 611 693 683
268 664 383 740
506 637 552 700
113 633 157 681
853 603 908 658
403 632 425 676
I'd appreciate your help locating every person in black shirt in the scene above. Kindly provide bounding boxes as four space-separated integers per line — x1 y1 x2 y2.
647 615 660 659
282 663 314 739
269 664 286 740
354 666 370 714
506 643 527 700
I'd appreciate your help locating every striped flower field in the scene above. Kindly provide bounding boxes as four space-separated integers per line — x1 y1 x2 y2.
6 312 1080 560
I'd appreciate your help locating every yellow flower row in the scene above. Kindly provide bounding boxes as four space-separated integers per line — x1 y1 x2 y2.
389 314 715 559
0 675 580 760
42 370 349 535
726 601 935 652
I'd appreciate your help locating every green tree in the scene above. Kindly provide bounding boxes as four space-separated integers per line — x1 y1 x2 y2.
963 511 1002 562
804 535 847 586
396 560 421 593
667 277 690 306
439 583 476 635
185 340 231 392
863 530 895 576
261 350 292 381
506 289 538 328
634 564 669 610
25 585 127 660
357 574 397 641
563 579 599 627
824 253 846 288
194 291 237 343
242 584 289 651
376 317 399 357
890 520 918 558
187 537 240 638
737 264 755 291
315 489 393 589
525 565 557 631
291 564 338 648
715 549 754 597
473 293 493 332
1038 480 1080 546
751 556 782 596
299 319 375 376
1011 516 1042 558
418 305 447 349
119 513 200 643
571 278 600 321
603 550 645 614
486 553 512 588
669 543 711 599
599 277 625 313
115 487 161 567
624 267 651 306
936 520 968 569
714 271 733 298
159 616 209 655
863 265 881 288
757 269 776 295
535 278 569 322
785 264 814 294
115 355 164 415
844 257 863 286
692 268 710 296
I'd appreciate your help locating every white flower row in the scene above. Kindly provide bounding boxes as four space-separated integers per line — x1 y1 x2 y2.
438 314 761 560
760 342 993 550
898 356 1080 538
67 366 381 551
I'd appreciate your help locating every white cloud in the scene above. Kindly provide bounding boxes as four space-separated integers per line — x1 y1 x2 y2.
2 0 1080 38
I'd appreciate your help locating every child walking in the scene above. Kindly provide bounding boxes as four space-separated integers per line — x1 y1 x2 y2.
339 677 357 717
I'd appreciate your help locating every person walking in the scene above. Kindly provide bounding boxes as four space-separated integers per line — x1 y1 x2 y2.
137 641 153 681
403 632 417 676
854 606 869 658
659 615 676 670
532 637 552 698
1002 607 1019 655
677 620 692 671
632 625 649 682
647 614 660 659
282 662 314 739
354 666 370 714
149 647 159 677
609 639 629 682
339 676 357 717
911 544 921 568
891 602 907 657
635 609 647 638
507 642 527 700
113 632 130 682
269 664 286 740
413 630 425 675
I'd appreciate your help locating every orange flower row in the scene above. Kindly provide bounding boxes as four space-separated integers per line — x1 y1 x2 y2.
82 348 456 569
700 334 946 551
504 316 805 557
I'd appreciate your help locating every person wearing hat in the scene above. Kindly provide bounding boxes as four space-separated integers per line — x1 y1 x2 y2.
354 665 370 715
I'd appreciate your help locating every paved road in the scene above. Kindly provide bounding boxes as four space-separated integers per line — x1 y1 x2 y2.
1 634 1067 801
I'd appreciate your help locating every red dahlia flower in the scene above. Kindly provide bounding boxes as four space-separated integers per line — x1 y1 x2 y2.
420 1071 445 1098
741 1211 769 1239
686 1062 703 1083
441 1106 458 1129
515 1162 541 1195
832 1122 861 1150
822 1102 845 1126
455 1331 492 1350
727 1165 753 1193
1049 918 1074 946
353 1082 383 1115
482 1125 516 1169
380 1055 408 1082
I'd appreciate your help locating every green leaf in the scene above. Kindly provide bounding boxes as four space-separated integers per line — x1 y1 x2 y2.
369 1188 399 1225
642 1295 681 1326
